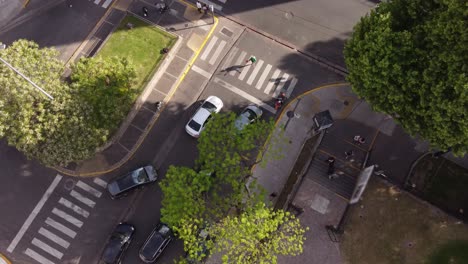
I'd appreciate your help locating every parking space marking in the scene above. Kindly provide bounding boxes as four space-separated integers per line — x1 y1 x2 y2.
76 181 102 198
7 175 62 253
51 208 83 228
45 217 77 239
58 198 90 218
24 248 55 264
38 228 70 249
31 238 63 259
70 190 96 208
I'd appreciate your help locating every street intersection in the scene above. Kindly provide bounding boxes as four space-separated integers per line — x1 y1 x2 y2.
0 0 383 263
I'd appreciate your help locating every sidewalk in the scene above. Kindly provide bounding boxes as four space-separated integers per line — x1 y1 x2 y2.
252 83 427 264
56 0 218 176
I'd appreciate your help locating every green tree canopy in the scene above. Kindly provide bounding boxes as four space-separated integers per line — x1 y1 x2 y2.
210 203 307 264
70 56 137 130
159 166 213 228
0 40 137 166
196 112 280 211
344 0 468 155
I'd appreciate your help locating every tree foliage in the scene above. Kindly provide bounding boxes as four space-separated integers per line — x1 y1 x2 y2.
0 40 137 166
196 112 280 210
70 56 137 130
159 166 213 228
344 0 468 155
210 203 307 264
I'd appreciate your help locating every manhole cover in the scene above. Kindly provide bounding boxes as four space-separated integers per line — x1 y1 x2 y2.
220 27 233 37
310 194 329 214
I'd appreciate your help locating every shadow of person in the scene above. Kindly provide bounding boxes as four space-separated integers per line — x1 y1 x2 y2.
220 65 246 75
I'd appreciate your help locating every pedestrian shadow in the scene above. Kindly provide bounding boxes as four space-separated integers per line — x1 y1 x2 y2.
220 64 246 75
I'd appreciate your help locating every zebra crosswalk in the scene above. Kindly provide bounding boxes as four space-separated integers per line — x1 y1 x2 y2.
23 177 107 264
89 0 113 9
199 35 299 98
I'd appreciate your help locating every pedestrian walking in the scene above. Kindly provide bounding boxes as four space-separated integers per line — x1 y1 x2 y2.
326 156 335 176
353 135 366 145
142 6 149 17
196 1 202 13
329 171 344 180
245 55 257 65
344 150 354 160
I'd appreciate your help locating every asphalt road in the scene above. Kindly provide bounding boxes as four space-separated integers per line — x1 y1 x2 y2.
0 1 348 263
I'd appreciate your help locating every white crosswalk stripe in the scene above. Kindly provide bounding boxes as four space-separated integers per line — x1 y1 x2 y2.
264 69 281 94
51 208 83 228
196 36 300 99
24 248 55 264
102 0 113 8
31 238 63 259
200 36 218 61
45 217 77 239
247 60 264 85
38 228 70 249
209 40 226 65
58 198 90 218
94 0 101 4
93 178 108 188
256 64 272 90
76 181 102 198
70 190 96 208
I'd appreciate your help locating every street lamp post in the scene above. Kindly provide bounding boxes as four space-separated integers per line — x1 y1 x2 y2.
0 44 54 100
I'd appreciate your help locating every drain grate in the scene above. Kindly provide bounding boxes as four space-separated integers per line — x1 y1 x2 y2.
220 27 233 37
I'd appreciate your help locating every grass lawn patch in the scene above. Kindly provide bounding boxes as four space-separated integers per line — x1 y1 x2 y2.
411 155 468 221
341 178 468 264
98 15 177 90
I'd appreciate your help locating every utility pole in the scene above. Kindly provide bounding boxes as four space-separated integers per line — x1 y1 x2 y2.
0 43 54 100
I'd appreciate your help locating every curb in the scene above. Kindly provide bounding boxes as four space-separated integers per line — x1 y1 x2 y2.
55 5 219 177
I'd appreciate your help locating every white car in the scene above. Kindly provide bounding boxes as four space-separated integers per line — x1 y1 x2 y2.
186 96 223 138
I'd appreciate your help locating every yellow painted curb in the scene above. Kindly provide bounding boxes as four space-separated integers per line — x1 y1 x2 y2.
55 11 219 177
23 0 30 8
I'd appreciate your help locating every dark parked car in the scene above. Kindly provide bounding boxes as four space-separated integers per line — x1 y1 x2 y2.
107 165 157 198
100 223 135 264
139 223 173 263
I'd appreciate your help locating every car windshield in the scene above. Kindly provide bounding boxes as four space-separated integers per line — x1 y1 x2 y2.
243 109 257 121
132 169 149 184
158 225 171 235
142 233 164 258
188 119 201 131
202 101 217 111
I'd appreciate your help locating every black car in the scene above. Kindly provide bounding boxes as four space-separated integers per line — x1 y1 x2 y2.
107 165 158 199
101 223 135 264
139 223 173 263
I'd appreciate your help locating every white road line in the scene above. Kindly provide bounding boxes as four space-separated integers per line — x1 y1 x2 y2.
76 181 102 198
58 198 90 218
7 175 63 253
247 60 264 85
38 228 70 249
209 40 226 65
93 178 107 189
45 218 76 239
102 0 112 8
273 73 290 97
231 51 247 76
256 64 272 90
285 77 298 97
191 65 212 79
239 60 253 81
31 238 63 259
214 77 276 114
94 0 102 4
200 36 218 61
70 190 96 208
264 69 281 94
24 248 55 264
221 47 238 69
51 208 83 228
